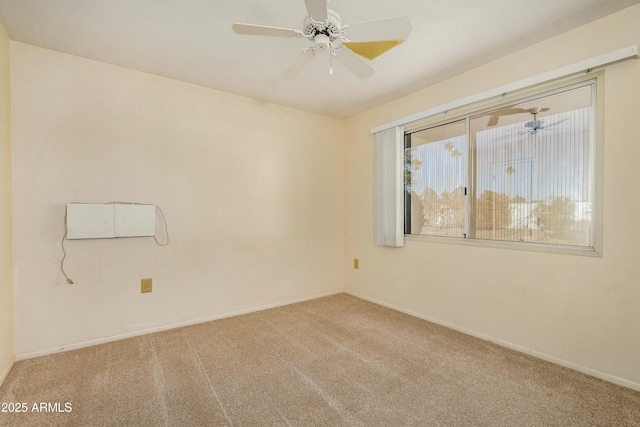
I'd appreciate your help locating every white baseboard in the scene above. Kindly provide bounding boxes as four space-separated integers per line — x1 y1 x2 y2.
1 356 16 387
345 291 640 392
17 289 343 361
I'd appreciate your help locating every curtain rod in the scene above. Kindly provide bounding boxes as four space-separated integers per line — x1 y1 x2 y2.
370 45 638 134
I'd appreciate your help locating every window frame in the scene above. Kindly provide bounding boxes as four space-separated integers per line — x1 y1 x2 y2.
403 73 603 257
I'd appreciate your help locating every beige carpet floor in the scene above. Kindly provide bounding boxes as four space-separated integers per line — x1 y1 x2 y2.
1 293 639 426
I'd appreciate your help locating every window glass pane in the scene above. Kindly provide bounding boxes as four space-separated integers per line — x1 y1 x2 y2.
469 84 593 246
406 119 466 237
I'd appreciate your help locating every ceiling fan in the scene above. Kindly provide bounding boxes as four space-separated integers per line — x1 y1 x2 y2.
488 107 569 141
232 0 411 79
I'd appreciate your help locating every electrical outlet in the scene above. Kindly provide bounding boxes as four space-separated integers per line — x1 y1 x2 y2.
141 278 152 293
354 259 359 269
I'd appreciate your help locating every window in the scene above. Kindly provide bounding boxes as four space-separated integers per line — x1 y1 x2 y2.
405 79 597 250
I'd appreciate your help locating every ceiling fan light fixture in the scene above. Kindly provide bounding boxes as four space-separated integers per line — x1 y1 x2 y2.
313 34 331 51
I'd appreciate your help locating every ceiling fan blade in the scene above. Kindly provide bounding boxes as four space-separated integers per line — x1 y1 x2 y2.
344 40 405 60
342 16 411 60
232 23 303 38
335 48 374 79
345 16 411 43
304 0 328 22
496 107 527 116
526 107 550 115
485 107 525 126
487 115 499 127
284 50 317 80
543 117 569 128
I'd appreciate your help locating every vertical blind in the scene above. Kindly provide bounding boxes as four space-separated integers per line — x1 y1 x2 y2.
375 126 404 247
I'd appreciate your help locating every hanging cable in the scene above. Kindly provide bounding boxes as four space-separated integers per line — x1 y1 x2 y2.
61 209 74 285
153 205 169 246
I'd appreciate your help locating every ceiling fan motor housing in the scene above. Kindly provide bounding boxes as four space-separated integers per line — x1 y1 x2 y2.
525 119 544 131
304 9 342 42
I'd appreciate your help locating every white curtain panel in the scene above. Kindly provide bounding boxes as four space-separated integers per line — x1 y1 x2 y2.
375 126 404 247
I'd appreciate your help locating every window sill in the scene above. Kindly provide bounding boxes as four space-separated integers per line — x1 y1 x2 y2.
404 234 602 257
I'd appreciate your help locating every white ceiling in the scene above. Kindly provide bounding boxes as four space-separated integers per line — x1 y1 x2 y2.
0 0 638 119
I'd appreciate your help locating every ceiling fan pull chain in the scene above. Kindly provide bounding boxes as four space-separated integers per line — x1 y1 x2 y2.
330 45 334 75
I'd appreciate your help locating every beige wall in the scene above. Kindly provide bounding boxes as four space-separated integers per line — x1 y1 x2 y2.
0 22 14 385
10 42 345 357
344 4 640 390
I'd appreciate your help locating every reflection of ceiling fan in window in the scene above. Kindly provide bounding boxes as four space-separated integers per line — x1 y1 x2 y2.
486 106 567 136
